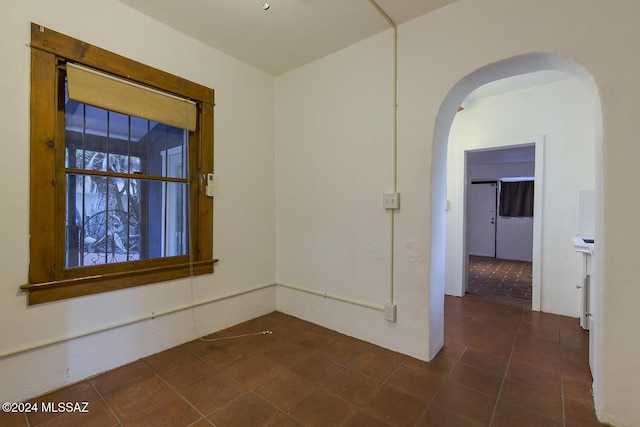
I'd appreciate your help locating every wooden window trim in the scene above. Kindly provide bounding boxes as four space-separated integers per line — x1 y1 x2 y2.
21 23 217 305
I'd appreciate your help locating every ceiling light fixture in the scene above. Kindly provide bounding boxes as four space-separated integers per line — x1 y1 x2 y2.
262 1 270 10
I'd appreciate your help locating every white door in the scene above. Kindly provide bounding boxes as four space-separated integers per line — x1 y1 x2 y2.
467 182 497 257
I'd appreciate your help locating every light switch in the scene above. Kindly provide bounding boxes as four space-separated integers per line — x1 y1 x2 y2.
383 193 400 209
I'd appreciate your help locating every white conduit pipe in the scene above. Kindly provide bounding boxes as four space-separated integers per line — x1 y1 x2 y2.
0 283 276 360
277 282 385 312
0 281 387 360
368 0 398 305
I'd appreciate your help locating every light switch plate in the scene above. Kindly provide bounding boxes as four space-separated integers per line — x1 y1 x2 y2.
383 193 400 209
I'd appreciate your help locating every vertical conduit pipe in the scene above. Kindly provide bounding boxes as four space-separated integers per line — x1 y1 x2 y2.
367 0 397 305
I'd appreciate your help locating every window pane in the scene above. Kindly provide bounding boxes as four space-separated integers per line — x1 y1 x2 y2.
66 175 189 267
64 107 187 178
108 111 130 140
146 181 190 258
148 123 188 179
84 105 109 140
66 175 140 267
130 116 149 142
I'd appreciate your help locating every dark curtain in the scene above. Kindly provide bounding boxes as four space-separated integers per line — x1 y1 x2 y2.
499 180 534 217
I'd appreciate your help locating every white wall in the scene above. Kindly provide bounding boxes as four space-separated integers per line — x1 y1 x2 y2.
445 79 595 317
275 30 414 352
0 0 276 403
276 0 640 425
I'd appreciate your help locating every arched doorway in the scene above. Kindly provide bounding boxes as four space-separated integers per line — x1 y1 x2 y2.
429 53 603 371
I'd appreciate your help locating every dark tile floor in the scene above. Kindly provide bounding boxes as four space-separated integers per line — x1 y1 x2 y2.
468 256 533 309
1 295 605 426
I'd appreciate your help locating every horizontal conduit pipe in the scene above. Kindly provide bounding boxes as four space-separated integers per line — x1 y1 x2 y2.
277 282 385 312
0 283 276 360
1 282 387 360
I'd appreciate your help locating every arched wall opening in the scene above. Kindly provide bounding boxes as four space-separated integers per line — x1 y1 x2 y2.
429 53 603 388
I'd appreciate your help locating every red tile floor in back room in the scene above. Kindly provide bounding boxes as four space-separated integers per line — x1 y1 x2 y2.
1 284 606 426
467 255 533 309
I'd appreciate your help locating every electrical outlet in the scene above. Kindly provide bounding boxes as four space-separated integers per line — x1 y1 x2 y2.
383 192 400 209
384 303 397 322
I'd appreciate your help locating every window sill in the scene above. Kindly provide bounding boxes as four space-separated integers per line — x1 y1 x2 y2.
20 259 218 305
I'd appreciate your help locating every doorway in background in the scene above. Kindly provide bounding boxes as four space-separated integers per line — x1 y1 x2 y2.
464 147 535 308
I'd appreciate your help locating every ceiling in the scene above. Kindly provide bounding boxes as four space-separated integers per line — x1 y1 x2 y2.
119 0 457 76
118 0 572 108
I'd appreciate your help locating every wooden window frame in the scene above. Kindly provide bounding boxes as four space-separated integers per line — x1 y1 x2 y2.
21 23 217 305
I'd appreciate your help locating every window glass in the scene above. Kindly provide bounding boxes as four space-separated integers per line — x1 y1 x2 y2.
64 82 189 268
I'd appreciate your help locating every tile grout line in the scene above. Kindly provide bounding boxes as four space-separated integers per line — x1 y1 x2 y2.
313 339 387 426
196 326 374 426
135 359 208 423
88 378 123 427
487 306 525 426
190 331 289 423
416 308 489 426
149 360 216 424
152 326 291 424
559 334 567 427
